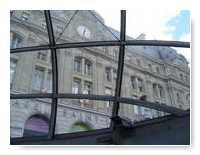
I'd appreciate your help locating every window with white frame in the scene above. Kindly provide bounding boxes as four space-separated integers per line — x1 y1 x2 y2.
84 82 91 95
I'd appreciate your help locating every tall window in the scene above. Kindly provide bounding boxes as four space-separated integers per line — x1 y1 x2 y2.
74 57 81 72
45 71 52 92
72 78 81 94
186 93 190 105
176 93 182 102
84 82 91 94
10 34 22 48
153 84 158 97
37 51 47 61
10 58 18 86
156 67 160 73
85 60 92 75
148 64 152 71
113 49 118 58
32 67 45 90
138 78 144 92
136 58 141 67
153 84 165 99
105 67 111 82
105 87 112 108
180 74 184 80
158 85 165 98
130 76 136 90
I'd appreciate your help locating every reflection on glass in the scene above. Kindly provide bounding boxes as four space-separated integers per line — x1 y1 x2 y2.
57 47 118 95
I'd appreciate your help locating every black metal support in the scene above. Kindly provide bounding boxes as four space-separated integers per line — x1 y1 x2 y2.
44 10 58 139
110 10 126 130
10 40 190 53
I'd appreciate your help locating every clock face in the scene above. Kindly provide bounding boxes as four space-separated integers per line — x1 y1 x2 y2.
77 26 91 38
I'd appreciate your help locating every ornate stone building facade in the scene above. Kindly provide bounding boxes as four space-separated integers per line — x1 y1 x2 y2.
10 10 190 138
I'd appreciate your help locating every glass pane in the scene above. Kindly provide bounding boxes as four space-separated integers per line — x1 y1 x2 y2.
10 10 48 48
57 47 118 95
10 98 52 138
10 50 52 94
50 10 120 44
55 99 112 134
120 46 190 119
126 10 190 41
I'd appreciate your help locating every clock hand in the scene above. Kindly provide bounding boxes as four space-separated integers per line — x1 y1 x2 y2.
83 27 86 36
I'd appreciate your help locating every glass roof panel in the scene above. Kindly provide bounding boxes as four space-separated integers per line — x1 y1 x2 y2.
50 10 120 44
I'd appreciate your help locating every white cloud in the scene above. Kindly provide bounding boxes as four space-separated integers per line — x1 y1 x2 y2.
96 10 191 66
96 10 181 40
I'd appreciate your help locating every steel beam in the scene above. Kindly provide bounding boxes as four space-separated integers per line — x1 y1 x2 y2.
10 40 190 53
44 10 58 139
110 10 126 130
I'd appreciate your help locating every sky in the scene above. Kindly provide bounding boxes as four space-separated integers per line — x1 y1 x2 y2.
96 10 191 65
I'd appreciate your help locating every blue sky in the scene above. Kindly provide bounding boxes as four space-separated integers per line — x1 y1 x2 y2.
164 10 190 41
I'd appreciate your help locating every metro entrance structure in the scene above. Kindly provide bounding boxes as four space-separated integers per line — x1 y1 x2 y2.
10 10 190 145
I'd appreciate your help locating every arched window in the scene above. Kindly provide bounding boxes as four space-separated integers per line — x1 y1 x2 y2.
23 114 49 137
69 123 90 133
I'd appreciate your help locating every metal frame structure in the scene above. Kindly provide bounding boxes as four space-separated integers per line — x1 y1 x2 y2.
10 10 190 145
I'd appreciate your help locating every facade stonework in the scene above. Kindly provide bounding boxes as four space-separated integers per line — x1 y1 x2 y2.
10 10 190 138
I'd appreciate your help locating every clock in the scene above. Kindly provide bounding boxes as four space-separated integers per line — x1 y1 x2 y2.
77 26 91 38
